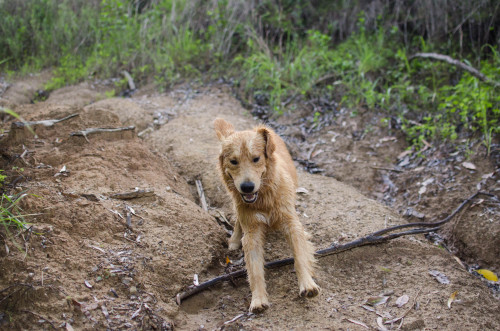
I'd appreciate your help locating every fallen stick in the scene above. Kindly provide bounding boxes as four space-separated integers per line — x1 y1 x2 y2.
195 179 208 211
122 70 136 91
12 113 79 128
409 53 500 87
176 191 494 304
110 189 155 200
70 126 135 137
370 166 403 173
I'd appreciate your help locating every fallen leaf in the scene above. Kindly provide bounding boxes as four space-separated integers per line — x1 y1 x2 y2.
346 318 369 329
365 295 389 306
422 178 434 186
418 185 427 195
296 187 309 195
452 256 466 269
476 269 498 282
447 290 458 309
379 136 397 143
395 294 409 308
462 162 476 170
397 149 413 160
470 198 484 208
429 270 450 284
225 256 231 265
193 274 199 286
377 317 389 331
482 172 494 179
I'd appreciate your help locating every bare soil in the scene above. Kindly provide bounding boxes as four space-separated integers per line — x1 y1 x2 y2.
0 75 499 330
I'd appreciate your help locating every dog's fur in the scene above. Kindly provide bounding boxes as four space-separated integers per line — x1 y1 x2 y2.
214 118 319 313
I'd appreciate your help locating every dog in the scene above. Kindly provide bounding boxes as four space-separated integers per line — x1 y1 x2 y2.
214 118 320 313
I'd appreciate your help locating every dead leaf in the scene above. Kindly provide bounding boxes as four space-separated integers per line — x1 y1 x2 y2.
476 269 498 282
452 256 466 269
422 178 434 186
346 318 369 329
395 294 409 308
447 290 458 309
379 136 397 143
470 199 484 208
377 317 388 331
365 295 389 306
225 256 231 265
296 187 309 195
462 162 476 170
397 149 413 160
418 186 427 195
311 149 324 158
429 270 450 284
482 172 494 179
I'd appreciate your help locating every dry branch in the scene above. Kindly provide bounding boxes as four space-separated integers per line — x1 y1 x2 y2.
110 189 154 200
409 53 500 87
70 126 135 137
195 179 208 211
176 191 494 304
12 113 79 128
122 70 136 91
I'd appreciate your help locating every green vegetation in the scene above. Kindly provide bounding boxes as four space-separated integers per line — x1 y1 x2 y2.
1 0 499 150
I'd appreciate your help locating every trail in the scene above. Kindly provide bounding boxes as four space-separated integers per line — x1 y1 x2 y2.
0 76 498 330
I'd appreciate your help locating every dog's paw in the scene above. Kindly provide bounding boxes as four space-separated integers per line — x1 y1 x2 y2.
249 297 269 313
299 282 320 298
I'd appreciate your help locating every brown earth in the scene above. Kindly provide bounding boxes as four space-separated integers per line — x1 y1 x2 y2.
0 76 499 330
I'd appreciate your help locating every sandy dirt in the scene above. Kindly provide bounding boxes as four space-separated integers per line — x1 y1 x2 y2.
0 77 499 330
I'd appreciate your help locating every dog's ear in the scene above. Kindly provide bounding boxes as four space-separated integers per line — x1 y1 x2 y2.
214 118 235 141
257 126 276 158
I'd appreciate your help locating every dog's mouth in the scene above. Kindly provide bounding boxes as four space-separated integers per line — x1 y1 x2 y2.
241 192 258 203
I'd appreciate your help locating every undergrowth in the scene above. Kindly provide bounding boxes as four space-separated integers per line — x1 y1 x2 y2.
0 0 499 150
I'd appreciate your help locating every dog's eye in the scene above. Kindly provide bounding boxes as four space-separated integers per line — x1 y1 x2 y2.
253 157 260 163
230 160 238 165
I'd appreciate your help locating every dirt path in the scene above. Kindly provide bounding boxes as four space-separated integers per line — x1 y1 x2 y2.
0 78 499 330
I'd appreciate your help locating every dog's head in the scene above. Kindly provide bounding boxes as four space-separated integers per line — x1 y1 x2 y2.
214 118 275 204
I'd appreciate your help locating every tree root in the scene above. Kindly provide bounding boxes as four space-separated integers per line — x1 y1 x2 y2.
176 190 495 305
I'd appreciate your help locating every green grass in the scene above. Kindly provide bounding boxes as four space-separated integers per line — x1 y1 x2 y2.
1 0 498 150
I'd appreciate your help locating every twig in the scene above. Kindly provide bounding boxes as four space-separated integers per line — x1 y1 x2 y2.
370 166 403 173
12 113 79 128
195 180 208 211
70 126 135 141
409 53 500 87
384 288 422 325
175 191 493 304
110 188 154 200
20 309 57 330
121 71 136 91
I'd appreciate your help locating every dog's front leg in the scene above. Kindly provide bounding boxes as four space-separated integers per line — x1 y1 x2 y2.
283 215 320 298
241 222 268 313
228 218 242 250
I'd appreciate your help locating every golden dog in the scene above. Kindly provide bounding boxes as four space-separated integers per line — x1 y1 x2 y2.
214 118 319 313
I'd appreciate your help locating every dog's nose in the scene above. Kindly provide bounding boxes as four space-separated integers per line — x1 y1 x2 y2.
240 182 255 193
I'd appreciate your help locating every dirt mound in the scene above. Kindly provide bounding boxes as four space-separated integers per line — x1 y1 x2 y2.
0 71 52 108
0 81 499 330
0 96 225 329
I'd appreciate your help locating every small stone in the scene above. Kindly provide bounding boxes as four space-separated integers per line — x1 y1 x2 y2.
129 286 137 295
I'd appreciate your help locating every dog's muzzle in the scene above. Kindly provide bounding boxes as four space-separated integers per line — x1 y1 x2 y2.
241 192 258 203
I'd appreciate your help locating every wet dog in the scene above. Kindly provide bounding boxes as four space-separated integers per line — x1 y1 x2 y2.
214 118 319 313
